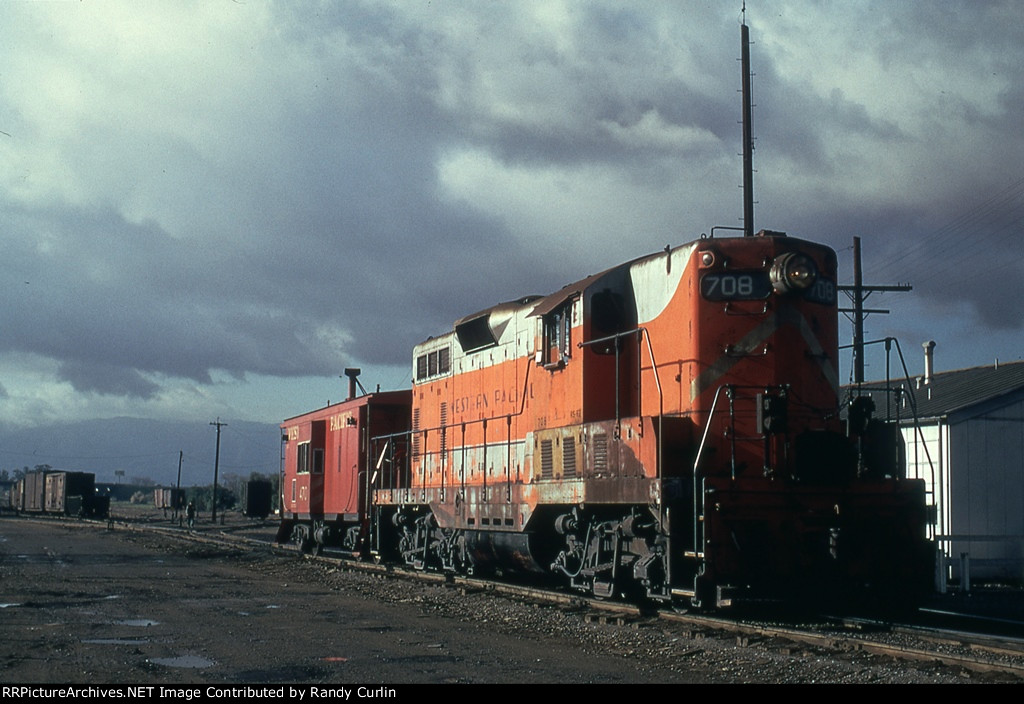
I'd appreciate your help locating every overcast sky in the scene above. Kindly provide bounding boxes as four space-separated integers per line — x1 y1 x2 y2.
2 1 1022 439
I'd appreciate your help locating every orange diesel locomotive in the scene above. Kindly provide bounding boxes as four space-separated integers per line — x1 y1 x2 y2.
368 230 932 607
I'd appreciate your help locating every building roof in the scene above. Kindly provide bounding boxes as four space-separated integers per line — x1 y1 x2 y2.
853 359 1024 421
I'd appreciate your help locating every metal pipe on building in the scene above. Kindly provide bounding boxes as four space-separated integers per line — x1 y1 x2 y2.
922 340 936 385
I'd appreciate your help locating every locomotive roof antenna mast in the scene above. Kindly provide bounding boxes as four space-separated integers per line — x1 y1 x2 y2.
741 5 755 237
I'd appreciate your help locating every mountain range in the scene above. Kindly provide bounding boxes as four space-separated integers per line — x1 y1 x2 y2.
0 417 281 488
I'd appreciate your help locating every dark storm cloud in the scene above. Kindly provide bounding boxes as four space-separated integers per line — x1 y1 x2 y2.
867 176 1024 331
3 200 358 383
57 361 160 399
2 0 1024 421
0 0 567 399
3 186 548 393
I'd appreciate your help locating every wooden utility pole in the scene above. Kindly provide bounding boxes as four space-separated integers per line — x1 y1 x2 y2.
174 450 183 521
210 419 227 522
838 236 912 384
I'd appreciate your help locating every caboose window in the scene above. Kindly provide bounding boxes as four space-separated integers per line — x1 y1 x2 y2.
297 442 310 474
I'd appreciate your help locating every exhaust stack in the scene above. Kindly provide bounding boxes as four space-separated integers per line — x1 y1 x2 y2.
922 341 936 385
344 368 361 400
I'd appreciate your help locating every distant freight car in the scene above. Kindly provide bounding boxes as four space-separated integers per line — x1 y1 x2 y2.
21 470 51 513
16 470 109 519
4 478 25 512
46 472 94 515
154 487 186 512
242 480 273 519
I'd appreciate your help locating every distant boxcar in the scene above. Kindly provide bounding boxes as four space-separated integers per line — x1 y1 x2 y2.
243 480 273 519
21 470 52 513
16 470 109 519
154 487 186 512
46 472 95 515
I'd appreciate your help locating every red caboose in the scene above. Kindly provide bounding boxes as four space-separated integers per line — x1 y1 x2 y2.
278 374 410 556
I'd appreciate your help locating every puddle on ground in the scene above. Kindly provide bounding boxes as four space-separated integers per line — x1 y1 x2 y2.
264 605 280 609
0 603 21 608
237 611 251 616
114 619 160 627
83 638 150 645
103 595 122 600
149 655 215 669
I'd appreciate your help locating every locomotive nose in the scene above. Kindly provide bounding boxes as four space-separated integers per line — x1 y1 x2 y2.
769 251 818 293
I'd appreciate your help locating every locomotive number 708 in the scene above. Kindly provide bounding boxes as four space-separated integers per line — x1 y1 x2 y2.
700 272 771 301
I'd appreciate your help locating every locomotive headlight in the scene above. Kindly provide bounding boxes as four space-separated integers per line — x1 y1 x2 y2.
770 252 818 293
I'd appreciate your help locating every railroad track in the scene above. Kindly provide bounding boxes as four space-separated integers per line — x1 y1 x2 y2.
72 514 1024 681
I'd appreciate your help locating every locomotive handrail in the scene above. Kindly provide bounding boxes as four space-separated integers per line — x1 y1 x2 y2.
723 301 769 316
847 335 939 540
578 326 665 480
368 431 412 495
371 355 534 499
692 383 730 576
887 336 938 540
578 329 638 431
641 327 664 484
691 383 799 576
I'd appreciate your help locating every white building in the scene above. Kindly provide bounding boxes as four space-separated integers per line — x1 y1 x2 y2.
861 357 1024 584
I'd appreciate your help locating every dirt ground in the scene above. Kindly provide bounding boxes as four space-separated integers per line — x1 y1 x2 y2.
0 508 1000 684
0 513 710 684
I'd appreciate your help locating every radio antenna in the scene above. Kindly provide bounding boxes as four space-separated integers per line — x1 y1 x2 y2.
741 7 755 237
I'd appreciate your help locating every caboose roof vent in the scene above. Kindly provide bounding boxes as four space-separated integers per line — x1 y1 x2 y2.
343 367 361 400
